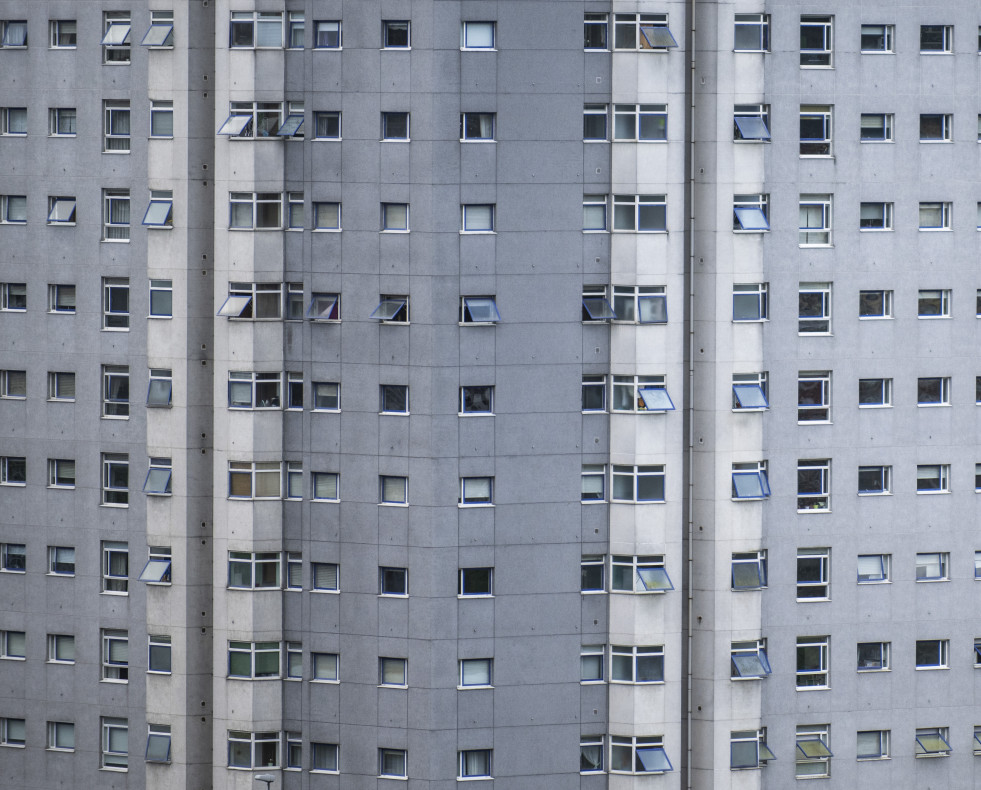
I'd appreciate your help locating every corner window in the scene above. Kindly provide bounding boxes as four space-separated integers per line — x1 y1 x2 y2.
796 636 829 688
583 194 608 230
857 642 889 671
730 729 775 769
799 282 831 333
731 551 767 590
229 192 282 229
915 640 949 669
462 21 495 49
613 194 666 232
860 113 893 142
861 24 894 53
102 12 131 64
920 25 953 53
228 552 280 590
227 641 280 678
143 192 173 228
733 194 769 231
611 555 672 593
581 465 606 502
227 731 279 769
857 553 889 583
734 14 769 52
795 726 832 777
381 111 409 141
230 12 285 48
613 14 677 50
582 375 606 411
800 15 833 67
584 14 608 50
611 645 664 683
800 105 832 156
459 567 493 596
799 195 832 246
612 375 673 412
733 104 771 140
583 105 608 141
733 283 767 321
797 459 830 511
797 548 830 601
610 736 672 774
228 462 282 499
612 465 666 503
382 20 410 49
613 104 667 141
858 377 891 407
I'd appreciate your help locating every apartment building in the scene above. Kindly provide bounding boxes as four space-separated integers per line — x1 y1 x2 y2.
0 2 979 789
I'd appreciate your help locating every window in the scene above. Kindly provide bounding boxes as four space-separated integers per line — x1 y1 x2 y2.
102 189 130 240
228 552 280 589
381 111 409 141
380 567 408 596
381 202 408 231
611 645 664 683
859 378 891 407
227 372 281 409
581 465 606 503
379 749 407 778
733 194 769 231
733 104 771 140
312 652 339 682
286 374 303 411
148 634 171 673
47 722 75 752
459 749 492 779
917 378 950 406
462 204 494 232
920 114 952 142
284 552 302 590
382 20 410 49
144 192 173 228
0 283 24 312
582 375 606 411
610 736 672 774
798 459 830 511
460 386 493 415
102 365 129 417
859 202 892 231
228 462 282 499
369 294 409 322
734 14 770 52
578 556 605 595
311 742 338 773
459 297 500 326
229 192 281 229
611 555 673 593
858 465 891 495
101 454 128 505
0 107 26 135
613 194 666 232
312 562 339 592
142 11 174 48
799 196 832 246
613 104 667 142
139 548 171 588
143 459 172 496
312 382 340 411
459 567 493 596
314 21 341 49
101 277 130 329
915 727 951 758
460 477 493 506
860 113 893 142
228 731 279 769
49 20 76 49
286 193 303 229
861 24 894 53
101 541 128 592
612 465 666 502
583 194 608 230
798 371 831 422
976 551 981 579
103 101 130 152
380 475 408 505
0 631 25 660
230 11 283 48
800 15 833 66
48 546 74 576
145 724 171 764
859 290 892 318
312 472 339 502
612 286 667 323
45 287 75 318
730 729 775 769
48 107 76 137
857 642 889 672
228 641 280 678
732 373 769 411
101 629 129 681
915 639 949 669
0 717 25 747
796 636 829 688
613 14 677 50
732 283 768 322
460 112 495 141
583 105 608 141
147 100 174 138
217 101 283 138
45 196 75 225
379 656 407 687
580 736 604 773
314 111 340 139
612 375 674 412
305 293 340 322
919 202 952 230
148 281 173 319
795 726 832 777
916 552 949 580
0 370 25 399
732 551 767 589
799 282 831 333
47 458 75 489
800 105 832 156
731 462 770 500
857 554 889 583
797 549 830 600
102 12 131 64
0 20 26 48
921 25 953 53
581 644 604 682
584 14 607 49
219 282 286 320
461 21 495 49
0 194 26 222
0 543 25 572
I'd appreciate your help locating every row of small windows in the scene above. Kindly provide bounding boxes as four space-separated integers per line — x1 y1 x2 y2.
0 103 172 141
0 716 167 769
0 14 173 57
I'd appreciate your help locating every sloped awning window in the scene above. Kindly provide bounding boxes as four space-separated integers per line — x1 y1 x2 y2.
141 24 174 46
796 739 833 760
734 207 770 230
277 115 304 136
143 468 172 495
306 294 339 321
640 26 678 48
636 746 673 772
637 566 673 592
732 649 771 678
369 299 407 321
142 200 173 226
463 297 500 323
217 294 252 317
734 116 770 140
732 471 771 499
102 24 131 46
146 380 172 407
638 387 674 411
217 115 253 136
145 731 171 762
48 199 77 223
733 383 768 409
139 558 172 583
915 732 951 756
732 557 767 589
638 294 667 323
582 297 616 320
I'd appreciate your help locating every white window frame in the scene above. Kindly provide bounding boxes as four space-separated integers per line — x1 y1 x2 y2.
0 282 25 311
461 204 495 232
733 104 771 141
381 202 408 231
0 370 26 399
459 567 493 597
102 364 130 418
860 113 893 142
611 464 666 503
101 718 129 770
101 628 129 682
47 458 75 489
143 458 173 496
0 194 26 222
611 374 673 412
733 194 770 231
102 189 130 241
799 195 832 246
731 551 767 590
731 461 770 500
311 562 339 592
101 541 128 593
610 555 673 593
230 12 285 49
583 194 608 230
917 377 950 406
858 378 892 408
312 472 339 502
857 642 890 672
859 289 892 317
734 14 770 52
796 636 830 689
49 20 76 49
857 553 890 583
0 631 26 661
613 104 667 142
859 202 892 231
47 721 75 752
102 12 131 65
915 727 951 758
461 21 495 50
382 20 410 49
228 371 282 409
459 749 493 779
379 748 407 778
798 370 831 423
612 13 677 51
797 548 831 601
379 475 408 505
797 459 831 512
379 656 407 687
730 728 775 769
379 566 408 596
145 724 171 764
610 735 672 774
0 542 25 572
228 461 283 499
314 111 341 140
144 192 173 229
860 24 893 53
914 640 949 670
612 285 667 323
227 552 281 590
227 730 280 769
101 453 129 506
0 107 26 136
311 742 338 773
103 100 131 153
229 192 282 229
142 11 175 49
610 644 664 684
919 113 952 143
312 381 340 411
228 640 281 679
48 107 76 136
312 651 339 682
858 465 891 495
150 100 174 138
732 372 769 410
461 385 493 415
461 112 495 141
613 194 667 232
799 282 831 334
459 476 493 506
919 202 952 230
800 15 833 67
47 546 75 576
313 20 341 49
148 634 171 674
381 111 409 141
795 725 832 777
799 105 832 156
920 25 953 54
47 196 75 225
733 283 768 321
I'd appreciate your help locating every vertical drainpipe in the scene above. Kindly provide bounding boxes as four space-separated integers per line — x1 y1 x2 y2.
684 0 697 788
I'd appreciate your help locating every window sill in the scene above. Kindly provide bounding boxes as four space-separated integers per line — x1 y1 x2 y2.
378 593 409 598
918 228 952 232
379 411 410 416
1 742 26 748
796 508 830 514
797 419 831 425
858 404 890 409
311 588 340 594
311 409 341 414
794 685 829 692
46 747 75 753
147 670 172 676
858 315 892 319
461 138 496 143
582 229 610 234
458 594 493 600
313 137 342 142
228 227 284 232
312 499 340 504
148 315 173 320
380 139 410 143
732 229 769 235
916 402 950 407
860 139 893 144
47 485 76 491
459 412 494 418
459 322 498 327
379 776 408 781
310 678 340 684
914 666 949 671
457 777 493 782
378 321 410 326
100 590 129 596
149 136 174 140
0 656 25 662
0 482 26 488
460 231 495 235
916 316 951 320
458 684 493 690
858 491 890 497
857 579 890 585
732 407 768 413
100 239 131 244
795 597 830 603
797 332 832 337
47 572 75 578
102 150 131 155
858 228 892 233
458 503 494 508
379 502 409 507
914 578 948 583
581 499 607 504
856 667 890 673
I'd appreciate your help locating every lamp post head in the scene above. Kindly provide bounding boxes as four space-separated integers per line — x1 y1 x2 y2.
254 774 276 789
